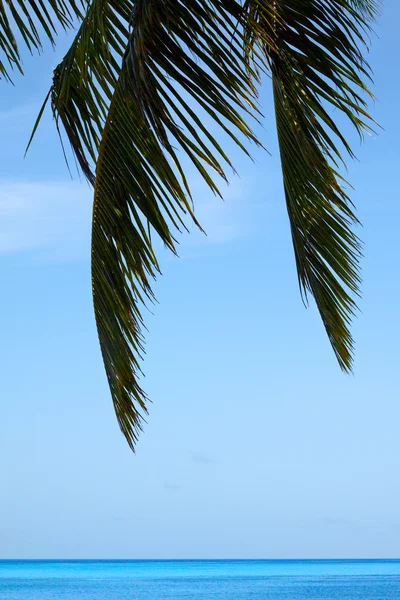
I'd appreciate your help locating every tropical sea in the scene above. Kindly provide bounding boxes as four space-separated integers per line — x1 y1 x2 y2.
1 559 400 599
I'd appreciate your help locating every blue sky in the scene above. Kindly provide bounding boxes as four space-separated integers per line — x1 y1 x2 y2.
1 3 399 559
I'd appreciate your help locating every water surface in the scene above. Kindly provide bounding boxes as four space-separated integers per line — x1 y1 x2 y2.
1 559 400 599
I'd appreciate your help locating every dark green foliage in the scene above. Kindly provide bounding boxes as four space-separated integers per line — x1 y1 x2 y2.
250 0 377 369
2 0 378 448
0 0 83 79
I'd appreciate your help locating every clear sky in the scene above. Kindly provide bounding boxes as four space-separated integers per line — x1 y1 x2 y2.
1 3 399 560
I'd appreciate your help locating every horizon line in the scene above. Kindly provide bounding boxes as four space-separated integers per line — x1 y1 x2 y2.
2 558 400 562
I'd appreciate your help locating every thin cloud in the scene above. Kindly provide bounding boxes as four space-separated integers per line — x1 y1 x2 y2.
0 177 254 262
0 103 37 123
163 483 182 492
191 452 213 465
321 516 354 527
0 181 92 260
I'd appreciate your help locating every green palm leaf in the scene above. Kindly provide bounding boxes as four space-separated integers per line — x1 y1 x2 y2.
47 0 261 448
29 0 377 448
0 0 83 80
245 0 378 370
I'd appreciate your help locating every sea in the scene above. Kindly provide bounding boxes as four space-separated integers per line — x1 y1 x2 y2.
1 559 400 599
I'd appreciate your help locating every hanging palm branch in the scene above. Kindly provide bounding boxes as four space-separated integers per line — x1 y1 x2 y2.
46 0 261 448
4 0 378 448
244 0 378 370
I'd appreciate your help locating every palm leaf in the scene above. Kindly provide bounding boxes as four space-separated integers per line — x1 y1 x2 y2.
245 0 378 370
0 0 83 80
48 0 261 448
37 0 377 448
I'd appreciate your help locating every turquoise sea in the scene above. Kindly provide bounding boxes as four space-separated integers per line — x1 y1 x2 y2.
1 559 400 599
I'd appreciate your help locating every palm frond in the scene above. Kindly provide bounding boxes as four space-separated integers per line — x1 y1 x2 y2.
245 0 377 370
48 0 261 448
35 0 377 448
0 0 83 80
44 0 129 181
348 0 380 18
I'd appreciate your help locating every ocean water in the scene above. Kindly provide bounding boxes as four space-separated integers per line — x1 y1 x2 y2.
1 559 400 599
